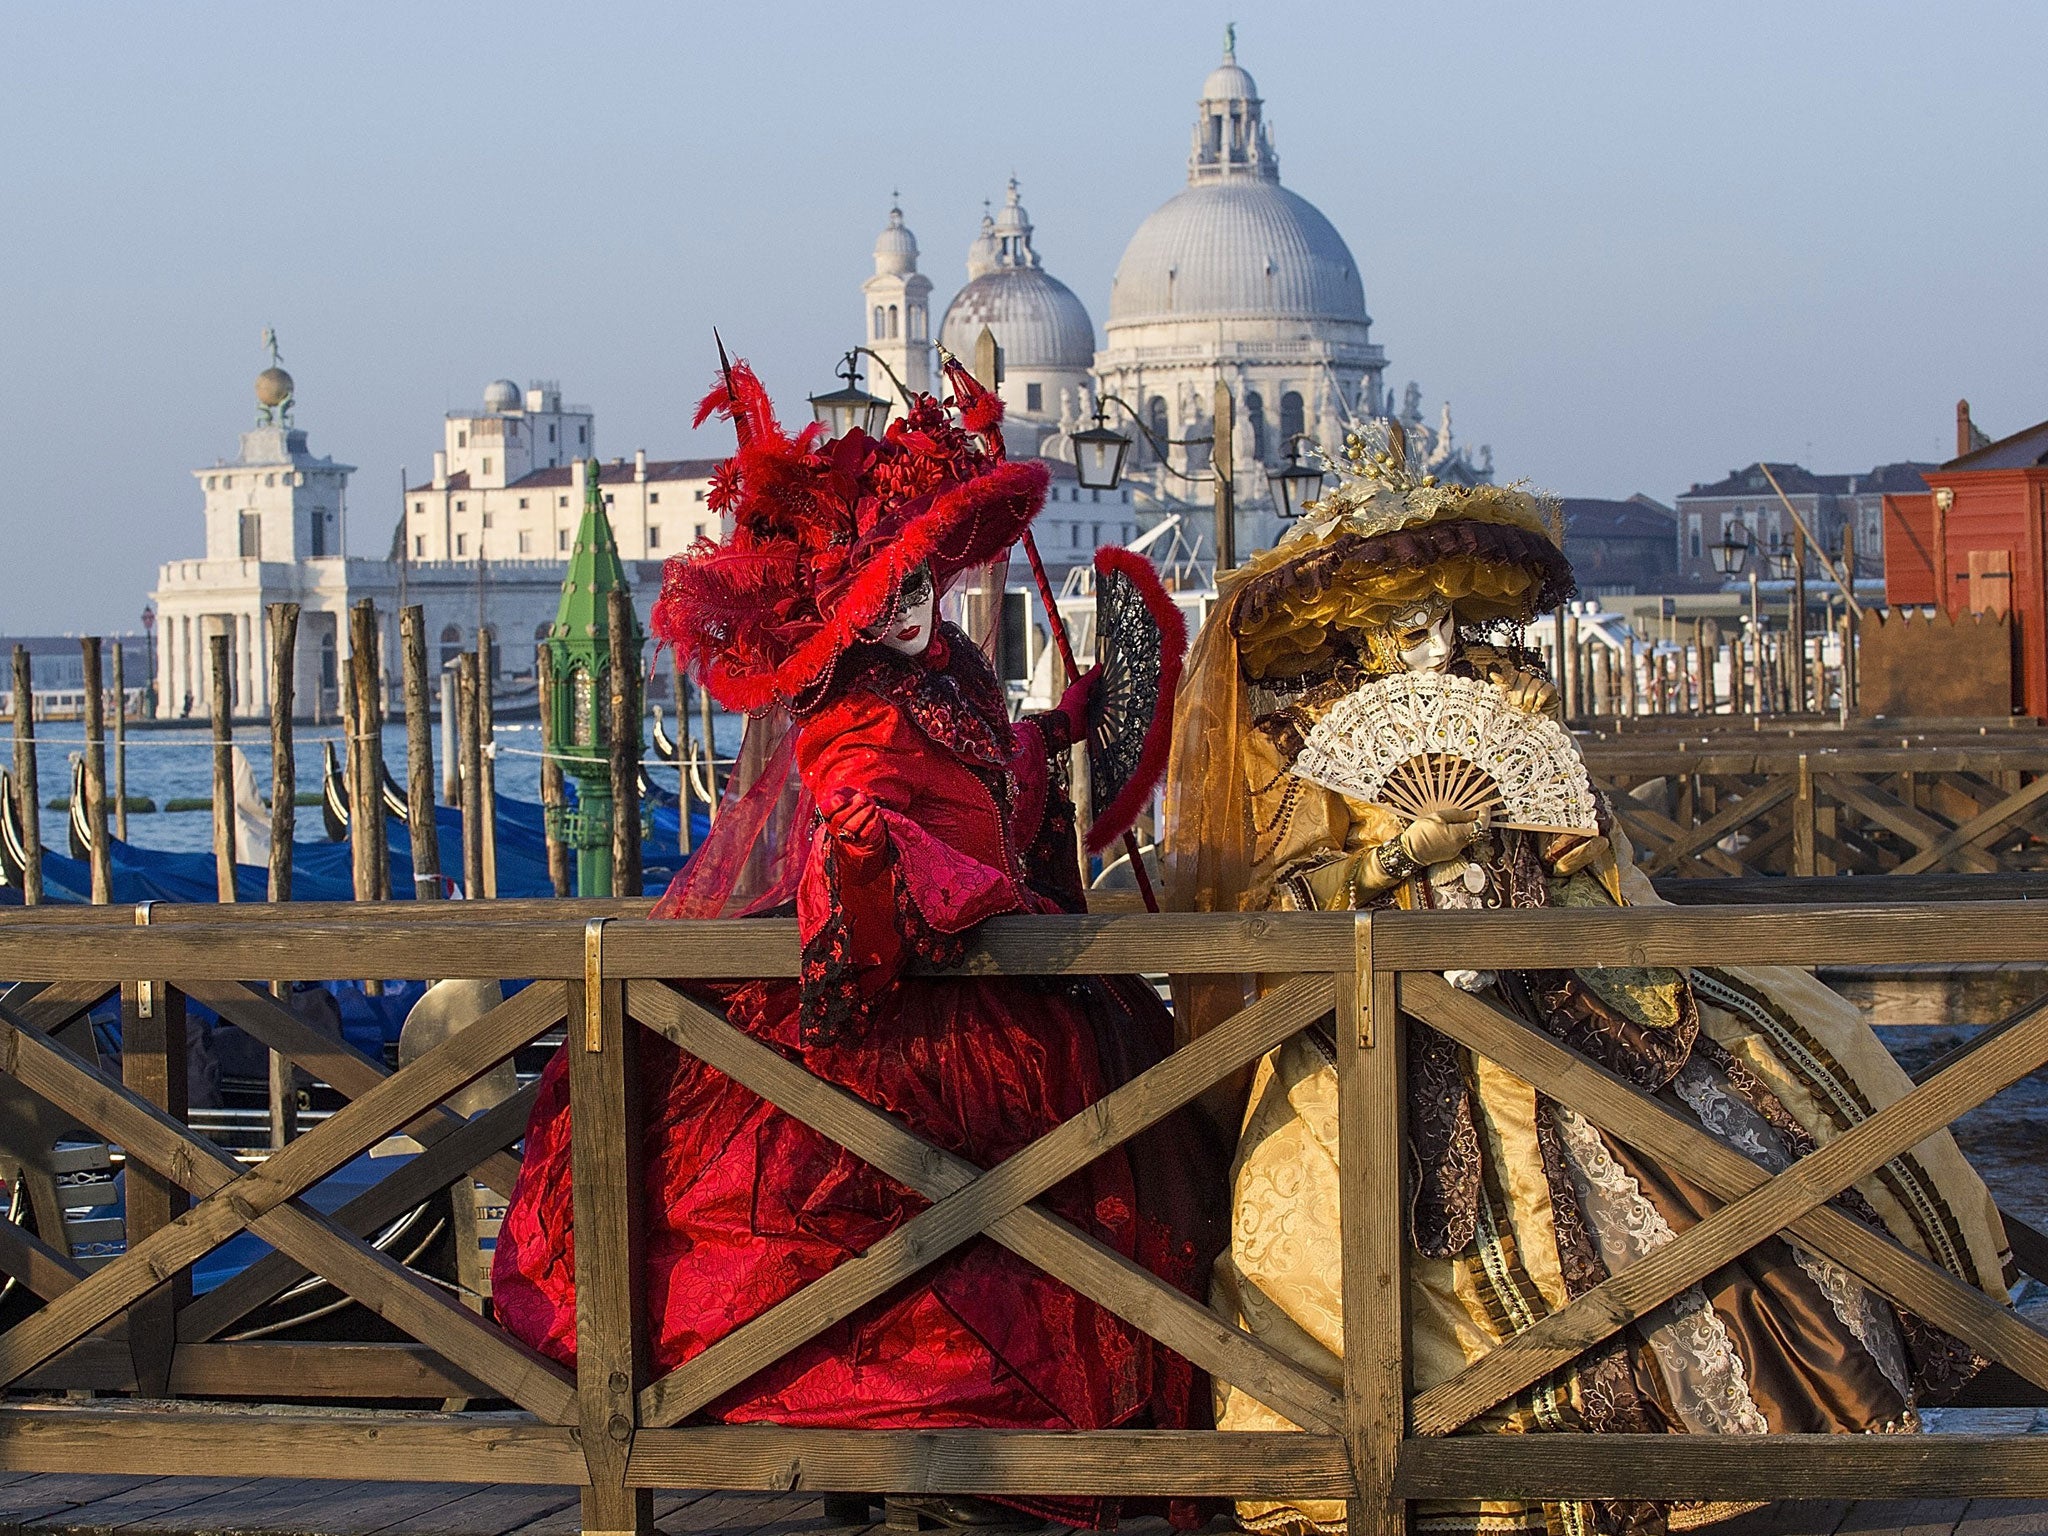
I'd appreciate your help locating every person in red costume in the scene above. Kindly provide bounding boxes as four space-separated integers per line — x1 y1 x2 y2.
490 355 1222 1531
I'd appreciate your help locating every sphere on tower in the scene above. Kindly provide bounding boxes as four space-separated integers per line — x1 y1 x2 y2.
255 367 295 408
483 378 522 413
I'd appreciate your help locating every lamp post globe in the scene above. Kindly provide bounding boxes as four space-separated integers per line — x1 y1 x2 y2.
809 352 892 439
1071 406 1133 491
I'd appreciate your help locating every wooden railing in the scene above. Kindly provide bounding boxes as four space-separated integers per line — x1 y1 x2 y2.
1586 743 2048 877
0 904 2042 1533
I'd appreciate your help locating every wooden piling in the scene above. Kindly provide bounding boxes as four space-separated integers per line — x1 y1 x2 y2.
478 629 499 900
698 670 719 822
1558 609 1578 721
347 600 389 903
458 652 484 901
440 664 460 807
266 603 298 903
1622 637 1639 717
401 607 443 901
608 587 642 902
80 637 111 903
12 646 43 904
538 644 571 898
208 634 236 903
673 652 691 858
111 642 129 842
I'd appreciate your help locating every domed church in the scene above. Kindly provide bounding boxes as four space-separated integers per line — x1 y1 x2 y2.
858 28 1490 560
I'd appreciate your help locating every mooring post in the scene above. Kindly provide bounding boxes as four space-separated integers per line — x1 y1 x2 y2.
538 644 571 897
112 641 130 841
458 651 484 901
81 636 111 903
698 670 719 823
478 627 499 899
608 587 641 902
440 663 460 807
401 606 442 901
267 604 298 903
208 634 236 903
569 929 653 1536
1341 916 1406 1536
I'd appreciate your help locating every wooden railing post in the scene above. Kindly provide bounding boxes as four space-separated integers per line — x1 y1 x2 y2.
123 909 188 1397
570 922 652 1536
401 606 443 902
1340 915 1406 1536
1793 753 1817 877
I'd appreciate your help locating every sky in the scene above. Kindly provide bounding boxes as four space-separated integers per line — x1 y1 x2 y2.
3 0 2044 633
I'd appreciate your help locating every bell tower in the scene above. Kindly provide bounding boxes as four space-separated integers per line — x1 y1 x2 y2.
861 198 932 412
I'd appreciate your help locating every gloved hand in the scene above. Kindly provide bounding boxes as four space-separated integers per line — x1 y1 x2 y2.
1055 664 1103 740
1543 831 1610 878
820 786 888 874
1497 668 1558 715
1401 808 1480 866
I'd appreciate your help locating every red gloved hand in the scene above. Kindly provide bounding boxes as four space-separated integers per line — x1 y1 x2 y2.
1055 664 1103 740
820 786 888 872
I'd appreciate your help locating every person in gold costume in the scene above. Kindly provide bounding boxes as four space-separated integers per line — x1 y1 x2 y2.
1164 429 2012 1536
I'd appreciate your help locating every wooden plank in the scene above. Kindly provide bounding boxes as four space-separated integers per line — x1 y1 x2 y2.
630 975 1345 1434
165 1342 493 1400
0 923 594 984
1402 973 2048 1399
0 1211 85 1302
1610 801 1750 878
120 978 186 1398
0 1475 155 1527
367 1483 579 1536
181 979 522 1198
568 973 653 1536
1394 1435 2048 1501
176 1081 536 1344
1340 917 1404 1536
24 1474 265 1532
1638 780 1795 876
1828 776 1997 873
9 982 116 1037
1409 993 2048 1436
500 1489 729 1536
624 1429 1352 1499
1952 1499 2048 1536
1652 874 2048 905
1832 1499 1972 1536
0 995 574 1419
203 1478 484 1534
1367 903 2048 971
0 1409 587 1486
117 1478 335 1533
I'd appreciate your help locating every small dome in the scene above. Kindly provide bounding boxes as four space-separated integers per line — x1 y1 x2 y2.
483 378 522 413
1201 60 1258 101
873 205 919 276
939 267 1095 374
255 367 294 408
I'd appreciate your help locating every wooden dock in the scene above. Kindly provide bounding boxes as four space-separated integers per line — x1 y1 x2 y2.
0 1476 2037 1536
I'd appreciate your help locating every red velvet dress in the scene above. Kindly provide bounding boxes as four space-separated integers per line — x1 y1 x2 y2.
491 630 1221 1521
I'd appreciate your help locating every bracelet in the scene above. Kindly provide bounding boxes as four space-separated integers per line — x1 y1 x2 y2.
1374 835 1421 884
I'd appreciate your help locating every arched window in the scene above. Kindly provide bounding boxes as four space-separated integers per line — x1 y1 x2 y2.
1245 392 1267 463
887 305 900 339
873 306 885 339
1147 397 1169 464
910 305 926 340
1280 391 1305 444
439 624 463 671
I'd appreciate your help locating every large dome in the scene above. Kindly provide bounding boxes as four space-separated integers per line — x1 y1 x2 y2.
940 267 1095 371
1109 180 1366 326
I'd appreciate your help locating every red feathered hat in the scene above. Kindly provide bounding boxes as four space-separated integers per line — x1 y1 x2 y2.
652 353 1046 713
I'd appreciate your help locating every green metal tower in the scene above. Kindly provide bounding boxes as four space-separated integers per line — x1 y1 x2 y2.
543 460 643 897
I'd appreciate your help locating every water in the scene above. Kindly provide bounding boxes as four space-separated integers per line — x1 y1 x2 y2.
13 709 748 856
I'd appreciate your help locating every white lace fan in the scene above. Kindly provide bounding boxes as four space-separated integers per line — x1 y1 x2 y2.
1290 673 1598 836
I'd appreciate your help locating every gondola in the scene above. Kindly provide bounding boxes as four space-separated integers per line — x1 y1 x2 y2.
0 768 29 889
321 741 412 842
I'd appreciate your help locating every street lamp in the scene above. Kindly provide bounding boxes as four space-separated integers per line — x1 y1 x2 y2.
809 352 892 439
1768 535 1797 580
1267 436 1326 520
1708 520 1750 577
140 606 157 718
1071 404 1133 491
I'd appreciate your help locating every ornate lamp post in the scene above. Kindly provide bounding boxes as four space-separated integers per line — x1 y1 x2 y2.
1071 404 1133 492
140 606 158 720
1267 435 1326 520
809 352 892 438
542 461 643 896
1708 519 1750 579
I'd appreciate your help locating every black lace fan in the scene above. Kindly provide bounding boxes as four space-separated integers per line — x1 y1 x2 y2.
1085 547 1187 852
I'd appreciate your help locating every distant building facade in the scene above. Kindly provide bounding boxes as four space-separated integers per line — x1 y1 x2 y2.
1675 461 1934 589
1560 496 1681 597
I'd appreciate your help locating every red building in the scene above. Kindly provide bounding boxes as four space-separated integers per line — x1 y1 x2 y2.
1884 401 2048 716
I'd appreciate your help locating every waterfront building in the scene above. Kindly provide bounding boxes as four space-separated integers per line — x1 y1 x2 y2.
1675 460 1934 590
1559 497 1684 598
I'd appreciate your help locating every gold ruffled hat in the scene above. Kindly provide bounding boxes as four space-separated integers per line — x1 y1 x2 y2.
1228 423 1574 683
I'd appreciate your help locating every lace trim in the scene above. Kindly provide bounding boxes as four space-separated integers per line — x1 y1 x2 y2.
1671 1060 1916 1406
1552 1108 1770 1436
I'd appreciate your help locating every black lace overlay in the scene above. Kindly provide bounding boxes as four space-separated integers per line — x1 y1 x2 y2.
1090 564 1167 812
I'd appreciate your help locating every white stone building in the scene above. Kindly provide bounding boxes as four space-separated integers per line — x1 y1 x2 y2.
150 369 682 722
